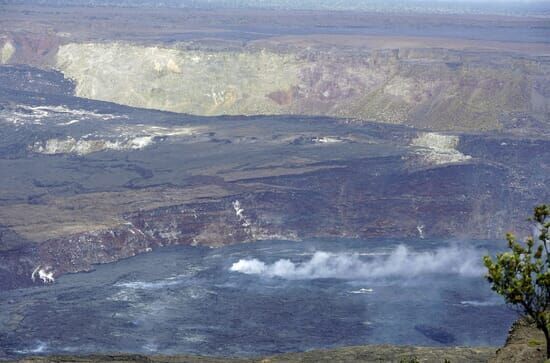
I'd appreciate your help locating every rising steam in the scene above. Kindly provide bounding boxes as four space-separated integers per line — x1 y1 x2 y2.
230 245 484 280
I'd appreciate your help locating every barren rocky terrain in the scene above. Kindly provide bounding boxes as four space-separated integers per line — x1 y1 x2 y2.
0 5 548 291
0 62 547 290
0 3 548 362
1 5 549 131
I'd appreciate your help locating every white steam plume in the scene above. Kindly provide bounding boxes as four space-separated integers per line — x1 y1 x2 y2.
230 245 484 280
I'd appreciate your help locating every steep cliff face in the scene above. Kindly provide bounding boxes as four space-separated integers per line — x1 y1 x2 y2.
56 43 302 117
55 42 550 131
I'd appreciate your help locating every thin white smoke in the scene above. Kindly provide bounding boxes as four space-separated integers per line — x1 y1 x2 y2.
230 245 484 279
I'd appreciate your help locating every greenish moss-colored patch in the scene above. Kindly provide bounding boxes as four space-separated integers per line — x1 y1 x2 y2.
528 339 543 347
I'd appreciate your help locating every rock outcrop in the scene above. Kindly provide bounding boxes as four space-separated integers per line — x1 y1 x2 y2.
490 318 547 363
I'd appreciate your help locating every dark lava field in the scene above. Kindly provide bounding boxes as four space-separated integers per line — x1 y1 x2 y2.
1 239 515 358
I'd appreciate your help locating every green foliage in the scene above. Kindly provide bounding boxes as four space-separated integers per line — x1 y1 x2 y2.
484 204 550 357
399 357 420 363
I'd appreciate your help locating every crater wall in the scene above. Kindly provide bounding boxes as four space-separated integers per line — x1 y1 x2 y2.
55 42 550 131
